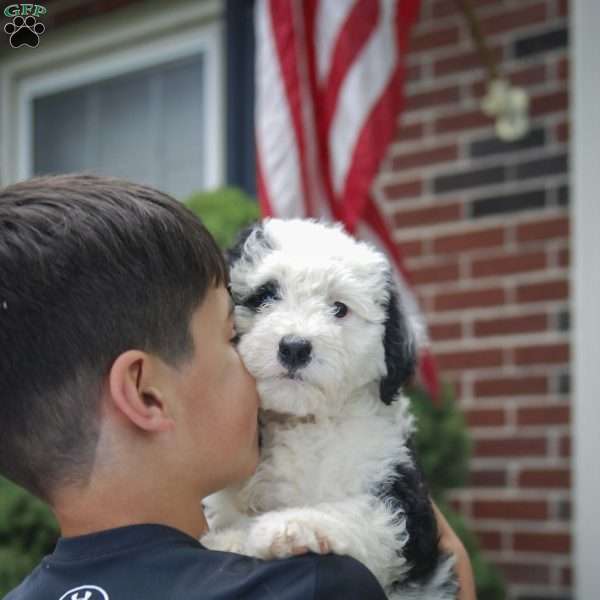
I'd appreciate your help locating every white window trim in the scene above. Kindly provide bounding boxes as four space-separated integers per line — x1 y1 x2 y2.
0 0 225 189
573 0 600 597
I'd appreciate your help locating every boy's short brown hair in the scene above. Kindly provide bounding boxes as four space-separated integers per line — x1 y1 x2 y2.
0 174 227 501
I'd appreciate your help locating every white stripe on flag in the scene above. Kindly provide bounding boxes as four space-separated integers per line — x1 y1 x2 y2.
315 0 356 85
255 0 305 217
329 0 397 196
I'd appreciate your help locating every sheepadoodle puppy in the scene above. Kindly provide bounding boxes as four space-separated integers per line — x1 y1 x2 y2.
201 218 457 599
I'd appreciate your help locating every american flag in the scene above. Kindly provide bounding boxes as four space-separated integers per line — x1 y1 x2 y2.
254 0 439 399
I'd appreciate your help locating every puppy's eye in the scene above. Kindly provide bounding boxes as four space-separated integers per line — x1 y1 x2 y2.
244 281 279 311
230 333 241 346
333 302 348 318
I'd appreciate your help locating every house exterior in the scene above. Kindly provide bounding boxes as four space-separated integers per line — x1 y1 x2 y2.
1 1 597 599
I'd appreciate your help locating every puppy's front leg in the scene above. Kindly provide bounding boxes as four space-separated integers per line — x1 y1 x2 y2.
243 496 406 589
201 487 253 553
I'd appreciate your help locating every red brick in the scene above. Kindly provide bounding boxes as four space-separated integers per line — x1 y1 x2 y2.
410 261 460 285
559 0 568 17
472 64 547 98
557 56 569 81
513 532 570 553
438 349 503 371
434 288 505 312
449 498 465 514
474 314 548 337
517 405 570 426
434 46 503 77
434 227 505 254
397 239 423 258
514 343 570 365
469 469 507 487
497 561 551 585
560 435 571 457
474 529 502 551
383 179 423 201
393 203 462 228
410 26 460 52
556 120 569 143
429 321 462 341
471 251 547 278
516 279 569 303
434 109 494 134
431 0 500 18
406 63 421 82
391 145 458 170
480 3 547 36
558 246 570 267
465 408 506 427
405 86 461 111
473 499 548 520
51 4 94 26
395 120 424 141
519 468 571 488
474 437 547 458
531 91 569 116
516 216 569 242
474 375 548 397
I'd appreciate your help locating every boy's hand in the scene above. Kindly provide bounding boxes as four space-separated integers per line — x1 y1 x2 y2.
432 501 477 600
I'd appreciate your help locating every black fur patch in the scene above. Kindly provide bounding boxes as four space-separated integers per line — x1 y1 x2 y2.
226 222 272 267
379 285 417 404
242 280 280 311
374 440 441 584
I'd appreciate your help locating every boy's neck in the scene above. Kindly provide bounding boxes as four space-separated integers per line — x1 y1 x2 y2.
51 475 209 540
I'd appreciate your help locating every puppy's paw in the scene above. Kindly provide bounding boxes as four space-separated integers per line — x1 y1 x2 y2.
200 528 247 554
245 513 342 560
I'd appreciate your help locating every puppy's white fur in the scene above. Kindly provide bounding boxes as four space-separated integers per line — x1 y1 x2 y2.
201 219 455 599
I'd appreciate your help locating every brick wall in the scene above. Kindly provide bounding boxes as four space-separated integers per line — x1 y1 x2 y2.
376 1 571 598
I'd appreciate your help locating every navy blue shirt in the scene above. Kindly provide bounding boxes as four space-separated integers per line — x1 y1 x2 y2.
3 524 387 599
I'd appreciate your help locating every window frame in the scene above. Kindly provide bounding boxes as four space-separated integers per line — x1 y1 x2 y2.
0 0 225 189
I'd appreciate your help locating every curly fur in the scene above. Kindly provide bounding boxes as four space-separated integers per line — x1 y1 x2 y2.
202 218 457 599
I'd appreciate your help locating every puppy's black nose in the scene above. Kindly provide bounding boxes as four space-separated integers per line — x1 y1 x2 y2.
278 335 312 369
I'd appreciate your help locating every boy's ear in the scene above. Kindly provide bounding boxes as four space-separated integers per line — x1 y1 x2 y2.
107 350 175 433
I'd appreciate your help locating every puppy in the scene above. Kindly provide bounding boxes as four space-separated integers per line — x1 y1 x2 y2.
201 218 457 599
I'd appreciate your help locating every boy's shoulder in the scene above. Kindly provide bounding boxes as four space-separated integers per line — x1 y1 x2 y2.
3 525 386 600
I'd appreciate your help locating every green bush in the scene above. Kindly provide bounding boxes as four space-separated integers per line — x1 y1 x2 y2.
184 186 260 249
0 477 58 594
409 384 506 600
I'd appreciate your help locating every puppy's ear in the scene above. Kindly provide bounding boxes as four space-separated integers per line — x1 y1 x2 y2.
379 284 417 405
226 222 272 267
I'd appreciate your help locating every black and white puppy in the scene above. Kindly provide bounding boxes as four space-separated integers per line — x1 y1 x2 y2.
201 218 457 599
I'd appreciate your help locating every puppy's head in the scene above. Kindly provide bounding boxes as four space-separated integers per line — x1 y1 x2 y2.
227 219 417 417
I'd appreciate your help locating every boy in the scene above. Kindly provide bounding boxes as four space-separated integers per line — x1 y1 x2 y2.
0 174 474 600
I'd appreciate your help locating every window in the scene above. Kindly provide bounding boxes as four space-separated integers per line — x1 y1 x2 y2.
0 2 224 200
33 54 206 200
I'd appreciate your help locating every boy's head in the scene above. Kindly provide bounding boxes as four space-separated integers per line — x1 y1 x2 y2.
0 174 259 504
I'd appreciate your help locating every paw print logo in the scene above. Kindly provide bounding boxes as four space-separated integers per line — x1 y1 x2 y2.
4 15 45 48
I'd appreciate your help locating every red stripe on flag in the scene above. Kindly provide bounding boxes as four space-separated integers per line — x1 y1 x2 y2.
268 0 312 216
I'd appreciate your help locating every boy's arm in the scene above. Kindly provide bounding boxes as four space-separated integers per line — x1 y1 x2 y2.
314 554 387 600
432 501 477 600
